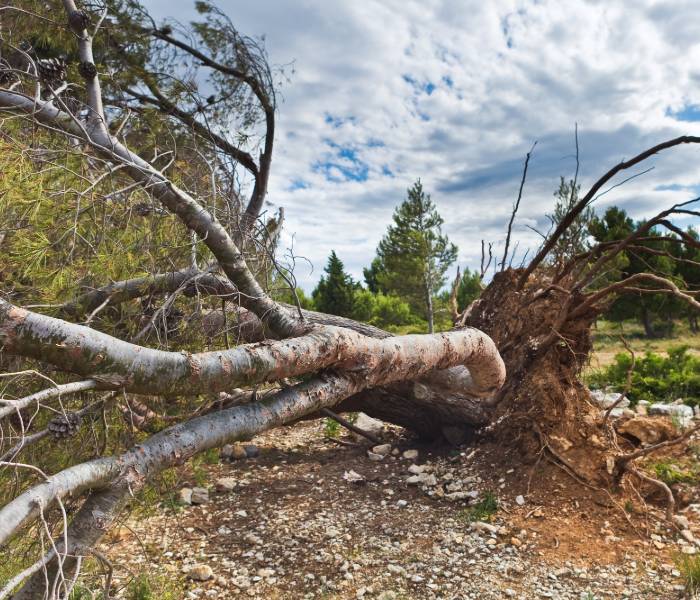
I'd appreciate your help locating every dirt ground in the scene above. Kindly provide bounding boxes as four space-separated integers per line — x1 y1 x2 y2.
97 419 699 600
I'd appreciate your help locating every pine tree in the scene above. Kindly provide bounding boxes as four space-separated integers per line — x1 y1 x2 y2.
372 180 457 333
547 177 594 266
312 250 357 317
456 267 483 312
589 207 680 337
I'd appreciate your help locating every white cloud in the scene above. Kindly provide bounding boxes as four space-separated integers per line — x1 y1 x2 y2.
142 0 700 289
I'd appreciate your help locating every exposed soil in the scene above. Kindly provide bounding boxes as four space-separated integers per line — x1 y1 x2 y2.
98 419 698 599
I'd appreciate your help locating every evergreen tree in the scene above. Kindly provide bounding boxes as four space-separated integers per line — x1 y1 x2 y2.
589 207 679 337
372 180 457 333
312 250 357 317
456 267 483 312
547 177 594 266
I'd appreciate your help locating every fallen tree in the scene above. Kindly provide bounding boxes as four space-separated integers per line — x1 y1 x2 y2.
0 1 699 597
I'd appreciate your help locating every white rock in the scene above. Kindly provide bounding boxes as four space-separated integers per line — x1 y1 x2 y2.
515 494 526 506
257 568 275 578
407 464 427 474
343 470 365 484
649 403 694 427
215 477 236 492
367 451 385 461
396 499 408 508
407 472 437 486
372 443 392 456
353 413 385 439
673 515 690 530
178 487 193 505
190 487 209 505
471 521 500 535
445 490 479 502
681 529 695 544
402 449 419 460
589 389 629 409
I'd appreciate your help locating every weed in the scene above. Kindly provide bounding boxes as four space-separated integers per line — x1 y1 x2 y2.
323 417 340 438
200 447 219 465
126 573 184 600
675 552 700 595
460 491 498 522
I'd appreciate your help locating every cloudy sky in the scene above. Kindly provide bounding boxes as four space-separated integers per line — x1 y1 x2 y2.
144 0 700 290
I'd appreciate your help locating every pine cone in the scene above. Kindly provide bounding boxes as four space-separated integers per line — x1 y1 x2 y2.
0 68 18 87
37 57 67 88
48 411 82 439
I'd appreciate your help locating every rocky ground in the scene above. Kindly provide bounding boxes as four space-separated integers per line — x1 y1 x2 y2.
99 417 700 600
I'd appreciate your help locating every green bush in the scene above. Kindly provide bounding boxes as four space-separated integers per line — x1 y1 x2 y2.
460 491 499 522
350 290 418 329
652 459 699 485
588 346 700 406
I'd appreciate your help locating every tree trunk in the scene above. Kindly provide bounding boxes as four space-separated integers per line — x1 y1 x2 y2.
425 273 434 334
641 305 656 338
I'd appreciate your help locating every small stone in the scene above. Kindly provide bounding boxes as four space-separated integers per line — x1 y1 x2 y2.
673 515 690 530
378 592 397 600
244 532 262 545
343 470 365 484
680 529 695 544
257 568 275 577
402 449 419 460
215 477 236 492
190 487 209 504
243 444 259 458
408 464 427 474
445 490 479 502
515 494 525 506
510 537 522 547
219 444 235 460
186 564 213 582
397 499 408 508
471 521 500 535
505 589 517 598
223 444 247 460
367 451 384 461
372 443 392 456
178 487 193 505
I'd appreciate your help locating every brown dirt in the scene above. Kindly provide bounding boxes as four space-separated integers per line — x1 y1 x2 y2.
97 419 698 599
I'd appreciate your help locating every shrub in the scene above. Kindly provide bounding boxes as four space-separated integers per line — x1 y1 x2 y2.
588 346 700 406
350 290 418 329
460 491 498 522
323 417 341 438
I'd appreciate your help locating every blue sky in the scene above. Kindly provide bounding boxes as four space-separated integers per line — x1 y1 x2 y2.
143 0 700 290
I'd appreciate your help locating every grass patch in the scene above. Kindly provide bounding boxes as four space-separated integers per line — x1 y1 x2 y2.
651 459 700 485
676 553 700 595
460 491 498 522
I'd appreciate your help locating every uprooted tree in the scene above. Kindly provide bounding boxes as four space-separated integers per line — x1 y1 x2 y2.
0 1 699 597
